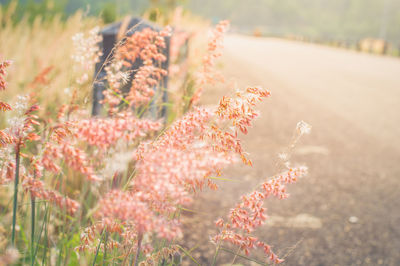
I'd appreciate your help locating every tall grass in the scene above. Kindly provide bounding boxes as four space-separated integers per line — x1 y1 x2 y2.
0 8 311 266
0 9 102 119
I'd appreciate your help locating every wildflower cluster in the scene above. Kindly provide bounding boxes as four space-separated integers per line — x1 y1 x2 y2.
23 176 80 214
0 20 312 266
0 93 40 184
203 20 230 76
191 20 230 104
170 31 190 64
78 107 225 254
278 120 312 169
117 27 170 66
1 97 85 215
71 26 103 84
0 60 12 92
213 167 308 264
210 87 271 165
75 113 162 149
212 118 311 264
80 84 273 261
0 60 13 184
112 27 171 107
35 117 98 182
104 60 130 91
138 245 179 266
0 60 13 150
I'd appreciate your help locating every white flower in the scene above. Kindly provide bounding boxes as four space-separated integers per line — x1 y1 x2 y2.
77 73 89 85
278 152 288 161
119 71 130 85
71 26 103 83
296 121 312 135
14 95 29 114
105 60 132 89
7 117 24 129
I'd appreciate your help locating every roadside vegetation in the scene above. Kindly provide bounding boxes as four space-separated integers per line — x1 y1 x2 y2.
0 3 311 265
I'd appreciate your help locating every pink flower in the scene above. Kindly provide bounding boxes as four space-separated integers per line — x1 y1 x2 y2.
23 175 80 214
75 112 162 149
191 20 230 105
213 167 308 264
0 60 12 91
115 27 171 107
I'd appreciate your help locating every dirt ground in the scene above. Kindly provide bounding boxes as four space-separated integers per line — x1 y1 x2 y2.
180 35 400 266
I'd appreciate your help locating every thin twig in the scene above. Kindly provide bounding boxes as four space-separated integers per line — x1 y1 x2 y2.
229 246 241 266
220 247 267 266
280 238 304 260
176 245 201 266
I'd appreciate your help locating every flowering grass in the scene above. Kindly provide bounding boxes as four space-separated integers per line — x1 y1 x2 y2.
0 11 311 266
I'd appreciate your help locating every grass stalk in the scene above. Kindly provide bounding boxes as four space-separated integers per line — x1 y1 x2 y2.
229 246 241 266
33 205 48 263
220 247 267 265
31 194 36 266
102 231 109 266
11 143 21 246
92 230 105 266
211 243 221 266
176 245 201 266
41 206 51 265
133 232 143 266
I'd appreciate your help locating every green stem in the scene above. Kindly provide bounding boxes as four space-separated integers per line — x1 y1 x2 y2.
11 143 21 246
102 232 108 266
133 233 143 266
33 205 48 262
42 206 51 265
92 230 105 266
211 242 221 266
31 194 36 266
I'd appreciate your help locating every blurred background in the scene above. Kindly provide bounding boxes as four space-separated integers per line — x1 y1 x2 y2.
1 0 400 56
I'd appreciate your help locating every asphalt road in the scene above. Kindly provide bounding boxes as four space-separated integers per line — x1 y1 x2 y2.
181 35 400 266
